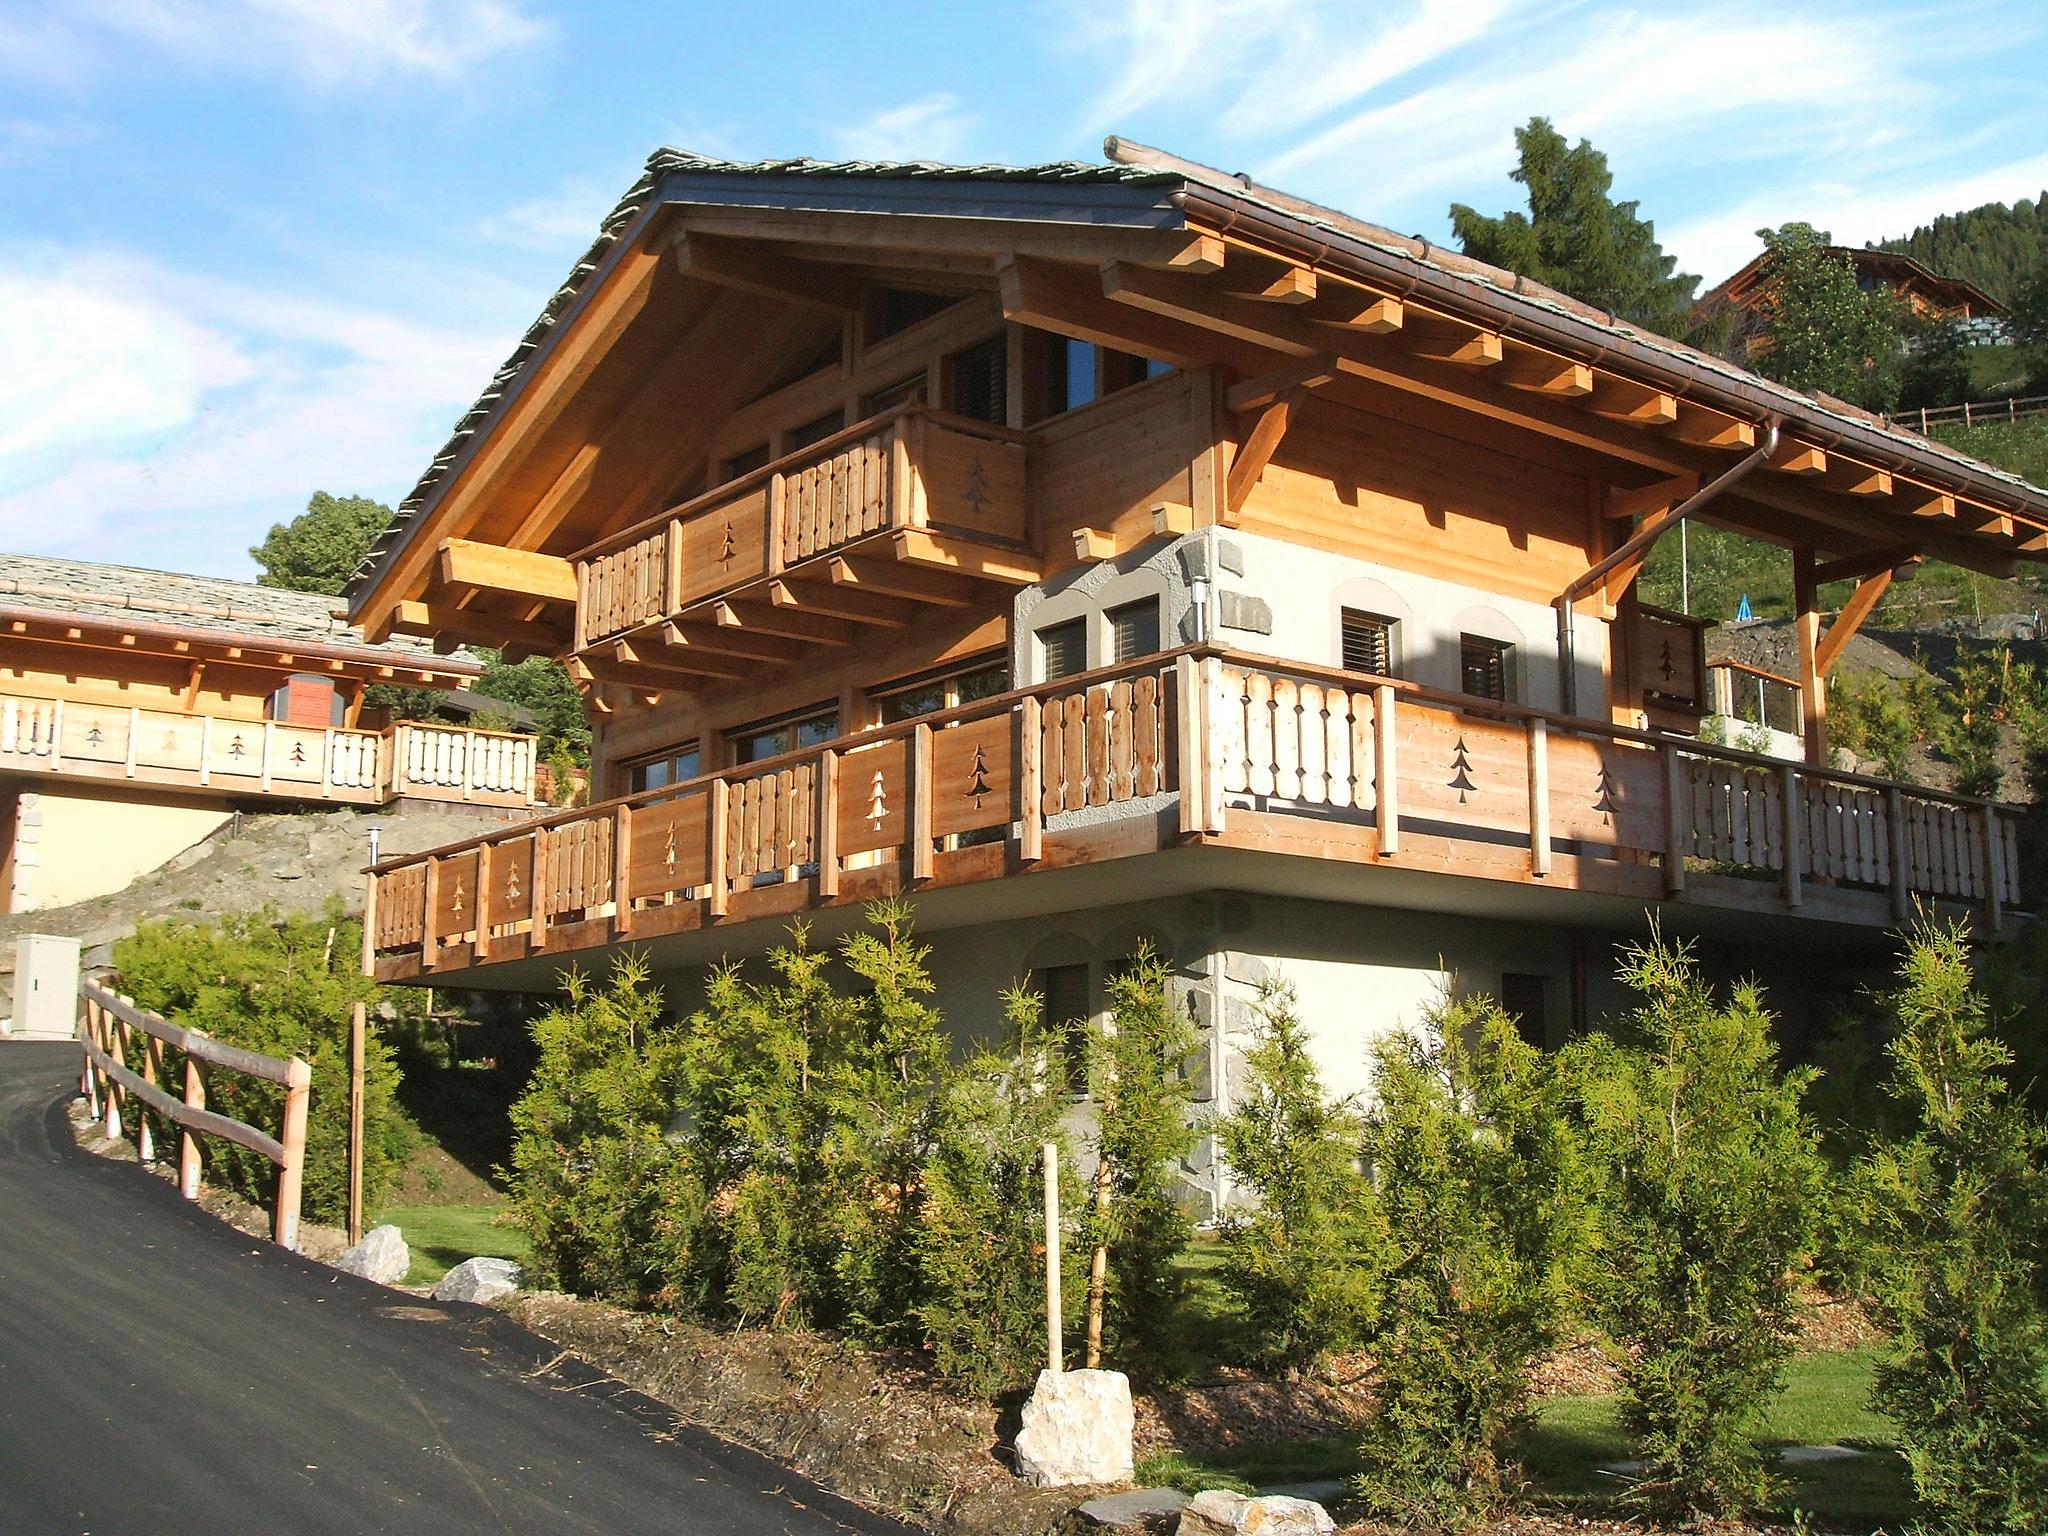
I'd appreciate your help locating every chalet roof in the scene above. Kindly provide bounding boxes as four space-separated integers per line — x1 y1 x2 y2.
0 552 480 673
1700 243 2005 318
348 143 2048 603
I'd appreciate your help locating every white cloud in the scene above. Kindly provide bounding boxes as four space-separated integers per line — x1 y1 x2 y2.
478 177 619 253
21 0 546 85
0 246 513 576
822 93 978 163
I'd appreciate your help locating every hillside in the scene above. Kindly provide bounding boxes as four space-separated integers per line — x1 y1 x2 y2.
1875 190 2047 306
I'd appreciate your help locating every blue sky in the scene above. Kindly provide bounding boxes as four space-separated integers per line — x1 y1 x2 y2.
3 0 2045 581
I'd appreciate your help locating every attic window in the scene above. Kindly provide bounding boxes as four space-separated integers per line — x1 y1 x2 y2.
946 335 1008 425
865 287 957 343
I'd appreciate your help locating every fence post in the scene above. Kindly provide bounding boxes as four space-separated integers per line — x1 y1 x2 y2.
1043 1141 1062 1375
1020 697 1045 861
909 722 935 884
817 748 842 898
1526 717 1550 877
1781 764 1805 909
1886 786 1911 923
274 1057 312 1251
179 1032 206 1200
1373 682 1399 857
1662 742 1688 897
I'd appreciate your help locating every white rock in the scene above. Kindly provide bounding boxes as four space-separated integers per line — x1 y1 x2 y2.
1176 1489 1335 1536
1012 1367 1134 1488
433 1256 524 1304
333 1225 409 1285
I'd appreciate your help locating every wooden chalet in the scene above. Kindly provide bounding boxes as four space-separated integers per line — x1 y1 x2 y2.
0 554 540 911
1704 244 2007 350
345 143 2048 1172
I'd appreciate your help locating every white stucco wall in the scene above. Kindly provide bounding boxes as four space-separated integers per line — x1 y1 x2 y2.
7 787 230 911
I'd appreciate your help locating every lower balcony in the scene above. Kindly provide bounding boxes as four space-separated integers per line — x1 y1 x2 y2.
365 649 2023 987
0 694 539 810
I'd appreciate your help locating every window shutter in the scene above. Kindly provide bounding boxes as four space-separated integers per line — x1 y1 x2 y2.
1340 610 1392 676
1107 600 1159 664
1039 619 1087 680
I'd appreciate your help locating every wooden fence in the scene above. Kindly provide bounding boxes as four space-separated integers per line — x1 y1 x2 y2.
1889 392 2048 435
77 978 312 1250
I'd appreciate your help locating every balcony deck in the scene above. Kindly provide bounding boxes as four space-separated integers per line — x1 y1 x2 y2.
0 694 539 810
364 648 2023 987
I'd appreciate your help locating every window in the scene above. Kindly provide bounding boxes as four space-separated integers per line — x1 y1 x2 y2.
721 443 770 483
623 742 701 796
1023 332 1172 423
861 373 926 417
729 705 837 765
1038 618 1087 681
875 658 1009 723
785 409 843 454
865 286 958 343
1500 973 1549 1051
1033 962 1092 1094
1460 635 1512 702
754 334 842 400
945 335 1008 425
1107 599 1161 664
1340 610 1395 677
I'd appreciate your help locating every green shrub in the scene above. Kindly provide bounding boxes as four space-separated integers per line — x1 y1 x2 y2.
1082 944 1202 1376
1854 921 2048 1534
1351 994 1583 1532
1217 980 1378 1376
1827 672 1919 782
505 954 693 1305
916 986 1076 1395
114 902 412 1225
1566 931 1827 1517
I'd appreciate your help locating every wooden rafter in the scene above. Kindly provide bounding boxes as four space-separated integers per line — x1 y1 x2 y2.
712 597 856 646
1496 349 1593 397
670 229 865 312
661 619 805 665
1226 353 1339 414
829 554 978 607
768 576 917 628
1607 472 1699 522
1811 543 1923 585
612 636 746 683
390 600 568 653
889 529 1040 585
1585 376 1677 425
437 539 577 603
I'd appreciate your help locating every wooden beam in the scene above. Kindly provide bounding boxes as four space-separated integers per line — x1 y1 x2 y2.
670 229 863 312
1585 376 1677 425
1400 314 1503 368
888 529 1040 585
1607 472 1698 522
1305 288 1403 333
1811 543 1923 586
711 597 857 646
998 255 1220 372
1826 461 1895 498
1816 568 1894 676
1151 502 1196 536
1666 403 1757 449
1073 528 1118 560
611 637 747 683
1226 353 1339 414
1496 348 1593 397
390 601 567 652
1770 441 1829 476
1157 233 1226 273
1600 500 1692 606
1224 262 1316 304
829 554 979 607
661 620 806 665
437 540 576 603
769 576 917 628
1227 389 1301 517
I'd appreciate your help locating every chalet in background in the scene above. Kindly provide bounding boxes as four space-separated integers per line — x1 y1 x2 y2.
0 554 541 911
1703 243 2009 352
343 142 2048 1211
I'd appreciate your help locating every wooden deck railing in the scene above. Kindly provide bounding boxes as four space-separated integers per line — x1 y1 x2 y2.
365 648 2024 978
574 404 1032 647
77 979 312 1250
0 693 539 809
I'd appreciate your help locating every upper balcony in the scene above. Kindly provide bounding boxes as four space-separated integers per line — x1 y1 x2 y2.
0 692 539 810
364 648 2022 987
571 404 1042 686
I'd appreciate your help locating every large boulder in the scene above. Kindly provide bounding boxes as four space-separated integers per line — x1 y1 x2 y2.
1012 1367 1134 1487
332 1225 409 1285
1176 1490 1335 1536
1077 1488 1190 1530
433 1256 524 1304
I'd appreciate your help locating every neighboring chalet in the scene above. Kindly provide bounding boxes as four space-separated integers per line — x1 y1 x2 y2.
1703 244 2008 352
0 554 541 911
344 144 2048 1205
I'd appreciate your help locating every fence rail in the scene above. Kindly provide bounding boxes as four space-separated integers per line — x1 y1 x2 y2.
1888 393 2048 435
76 978 312 1250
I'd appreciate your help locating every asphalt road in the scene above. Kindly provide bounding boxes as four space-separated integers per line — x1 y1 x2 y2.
0 1041 903 1536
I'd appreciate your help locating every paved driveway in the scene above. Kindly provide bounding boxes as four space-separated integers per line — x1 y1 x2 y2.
0 1041 901 1536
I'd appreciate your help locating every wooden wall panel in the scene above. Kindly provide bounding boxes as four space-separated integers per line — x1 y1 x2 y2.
837 737 910 855
928 714 1015 839
627 790 711 899
678 485 770 605
922 426 1028 544
1035 370 1195 561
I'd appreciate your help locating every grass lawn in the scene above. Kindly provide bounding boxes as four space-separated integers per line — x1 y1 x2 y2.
373 1200 530 1287
1138 1348 1911 1533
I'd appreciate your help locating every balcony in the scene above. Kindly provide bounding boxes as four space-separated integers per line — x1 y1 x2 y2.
365 648 2023 985
0 693 538 810
571 404 1039 684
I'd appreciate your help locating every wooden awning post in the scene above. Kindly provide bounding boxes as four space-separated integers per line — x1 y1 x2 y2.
1794 549 1828 767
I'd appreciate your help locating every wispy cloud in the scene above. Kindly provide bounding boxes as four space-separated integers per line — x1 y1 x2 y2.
15 0 547 86
821 93 978 163
478 176 620 254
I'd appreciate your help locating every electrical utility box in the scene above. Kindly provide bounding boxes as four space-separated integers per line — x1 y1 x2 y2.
8 934 80 1040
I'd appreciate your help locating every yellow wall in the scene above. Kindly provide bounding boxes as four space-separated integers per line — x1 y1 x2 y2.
7 784 231 911
3 635 292 721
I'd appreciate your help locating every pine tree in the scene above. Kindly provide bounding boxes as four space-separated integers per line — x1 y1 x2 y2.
248 491 393 595
1746 223 1906 411
1565 930 1826 1517
1854 921 2048 1535
1451 118 1705 341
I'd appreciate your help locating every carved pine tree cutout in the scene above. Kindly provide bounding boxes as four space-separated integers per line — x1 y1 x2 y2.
868 769 889 829
965 743 992 808
719 516 736 564
290 742 307 765
451 878 465 918
1447 737 1477 803
663 820 678 867
962 458 991 521
85 721 103 748
506 863 522 903
227 733 247 759
1593 763 1619 824
1657 636 1677 682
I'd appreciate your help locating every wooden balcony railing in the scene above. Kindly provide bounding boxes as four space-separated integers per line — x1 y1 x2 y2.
574 404 1032 648
367 649 2023 981
0 693 539 810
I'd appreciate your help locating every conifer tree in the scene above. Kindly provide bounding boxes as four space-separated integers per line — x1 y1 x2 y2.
1451 118 1704 341
1746 222 1906 411
1218 981 1379 1376
1855 921 2048 1535
1566 931 1826 1517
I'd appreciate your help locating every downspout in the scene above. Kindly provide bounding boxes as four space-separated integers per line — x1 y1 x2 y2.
1554 420 1782 715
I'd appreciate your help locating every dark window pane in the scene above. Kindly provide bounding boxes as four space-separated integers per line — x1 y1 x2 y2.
1065 340 1098 410
1108 600 1160 664
881 685 947 723
731 708 836 764
1460 635 1510 701
723 443 770 481
861 374 926 417
787 410 843 453
627 744 700 795
1039 618 1087 680
1034 963 1092 1094
954 663 1008 705
1341 610 1393 676
946 335 1008 425
867 287 956 342
1500 973 1548 1050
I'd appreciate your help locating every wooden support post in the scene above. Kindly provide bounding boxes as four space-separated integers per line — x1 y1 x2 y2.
104 1003 124 1141
530 830 549 950
274 1057 312 1251
419 856 440 973
1374 683 1400 857
81 998 100 1119
347 1001 365 1245
1200 656 1228 833
472 839 492 962
1224 388 1299 520
259 720 275 793
138 1031 162 1164
817 749 841 899
125 706 140 778
708 779 729 919
1019 697 1044 862
1662 743 1687 896
1794 549 1828 766
1886 787 1911 924
1085 1147 1112 1370
1043 1141 1062 1375
1526 717 1550 877
612 802 634 937
1174 656 1202 840
179 1033 205 1201
909 722 935 884
1781 764 1805 908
